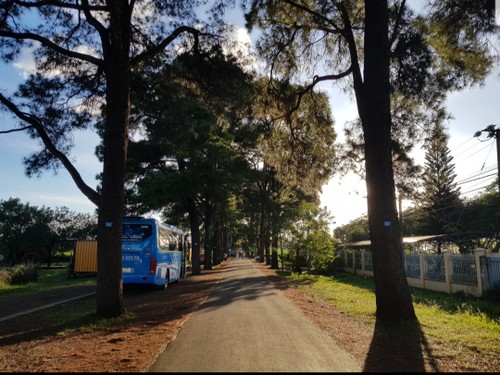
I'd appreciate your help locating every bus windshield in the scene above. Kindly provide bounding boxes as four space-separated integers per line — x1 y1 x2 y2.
122 224 153 242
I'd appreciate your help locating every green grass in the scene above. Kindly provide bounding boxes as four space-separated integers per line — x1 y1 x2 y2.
279 270 500 364
18 297 136 337
0 267 130 336
49 299 135 336
0 268 96 298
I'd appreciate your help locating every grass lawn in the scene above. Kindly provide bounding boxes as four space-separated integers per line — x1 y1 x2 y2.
0 267 96 298
280 271 500 369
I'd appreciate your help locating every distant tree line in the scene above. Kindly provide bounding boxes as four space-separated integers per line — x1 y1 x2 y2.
0 198 97 266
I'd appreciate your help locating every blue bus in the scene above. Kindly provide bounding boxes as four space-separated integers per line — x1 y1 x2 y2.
122 217 185 288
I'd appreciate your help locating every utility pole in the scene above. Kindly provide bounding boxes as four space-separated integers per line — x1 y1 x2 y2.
497 128 500 194
474 124 500 195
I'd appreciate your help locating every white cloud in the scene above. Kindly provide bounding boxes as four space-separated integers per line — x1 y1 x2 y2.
235 27 252 47
13 44 38 79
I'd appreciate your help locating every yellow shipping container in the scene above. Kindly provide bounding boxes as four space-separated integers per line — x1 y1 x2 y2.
74 240 98 273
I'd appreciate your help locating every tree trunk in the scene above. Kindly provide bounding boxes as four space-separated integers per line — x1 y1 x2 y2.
265 210 271 265
359 0 416 321
203 204 214 270
96 2 130 318
271 234 279 269
211 222 219 264
186 195 201 275
177 158 201 274
45 236 57 268
258 210 265 262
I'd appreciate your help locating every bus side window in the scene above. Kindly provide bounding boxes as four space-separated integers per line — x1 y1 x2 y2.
158 226 170 252
169 234 178 251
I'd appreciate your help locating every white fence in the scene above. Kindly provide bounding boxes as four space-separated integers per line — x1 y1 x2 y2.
337 248 500 297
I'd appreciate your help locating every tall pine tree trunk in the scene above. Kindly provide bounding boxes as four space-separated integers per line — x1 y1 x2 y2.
265 211 271 265
203 204 214 270
177 158 202 275
258 210 265 262
96 1 130 318
359 0 416 321
187 196 202 275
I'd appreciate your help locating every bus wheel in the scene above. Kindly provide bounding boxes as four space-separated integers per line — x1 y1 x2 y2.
153 283 165 291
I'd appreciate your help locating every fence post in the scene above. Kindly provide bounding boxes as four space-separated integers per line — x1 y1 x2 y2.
361 249 366 275
474 248 487 297
443 253 452 293
419 253 425 289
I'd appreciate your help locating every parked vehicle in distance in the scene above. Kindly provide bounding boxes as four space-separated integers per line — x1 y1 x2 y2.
122 217 185 289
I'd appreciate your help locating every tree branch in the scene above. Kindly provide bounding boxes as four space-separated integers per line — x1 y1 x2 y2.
130 26 201 66
0 30 103 66
336 2 364 104
0 125 32 134
1 1 107 12
81 0 109 42
283 0 345 35
389 0 407 50
0 93 101 206
280 67 354 119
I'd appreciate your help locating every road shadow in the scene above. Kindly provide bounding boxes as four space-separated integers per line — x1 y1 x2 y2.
363 317 439 372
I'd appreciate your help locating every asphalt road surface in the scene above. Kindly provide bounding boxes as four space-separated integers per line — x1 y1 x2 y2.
151 258 361 372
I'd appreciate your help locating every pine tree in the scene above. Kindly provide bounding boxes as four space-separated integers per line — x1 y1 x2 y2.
421 123 462 235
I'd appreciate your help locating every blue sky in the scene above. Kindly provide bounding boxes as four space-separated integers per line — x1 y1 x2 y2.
0 3 499 229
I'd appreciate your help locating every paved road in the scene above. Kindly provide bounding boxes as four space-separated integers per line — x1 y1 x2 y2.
151 258 361 372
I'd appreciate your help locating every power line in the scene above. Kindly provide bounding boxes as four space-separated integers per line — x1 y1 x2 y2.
461 184 494 196
452 138 495 165
481 140 496 170
449 136 475 154
456 170 497 186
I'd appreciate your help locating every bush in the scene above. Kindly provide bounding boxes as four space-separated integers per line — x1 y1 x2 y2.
310 255 345 276
324 256 345 276
484 285 500 303
9 264 39 285
0 268 11 285
311 254 332 275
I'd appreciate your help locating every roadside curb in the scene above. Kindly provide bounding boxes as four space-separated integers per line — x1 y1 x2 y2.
0 291 96 323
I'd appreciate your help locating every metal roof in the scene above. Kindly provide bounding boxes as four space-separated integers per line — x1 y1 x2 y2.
340 232 498 248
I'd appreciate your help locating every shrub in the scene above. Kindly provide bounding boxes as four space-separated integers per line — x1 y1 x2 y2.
9 264 39 285
324 256 345 276
0 268 11 285
311 254 333 275
311 255 345 276
484 285 500 303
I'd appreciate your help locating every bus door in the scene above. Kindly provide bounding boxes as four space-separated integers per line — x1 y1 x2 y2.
157 227 181 283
